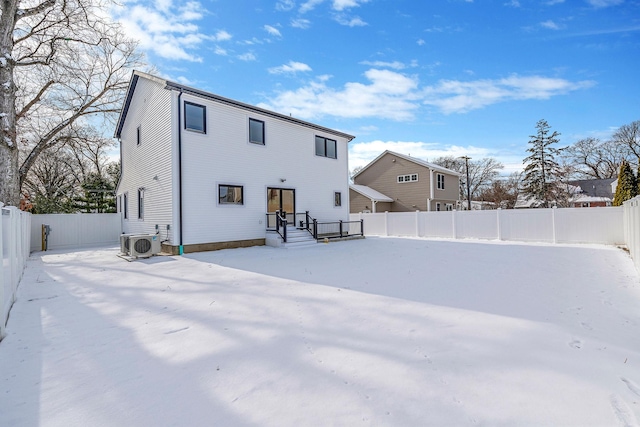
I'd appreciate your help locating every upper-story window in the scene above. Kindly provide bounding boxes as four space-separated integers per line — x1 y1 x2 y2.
397 174 418 183
249 118 265 145
184 101 206 133
315 136 337 159
137 188 144 220
136 125 141 146
334 192 342 207
437 173 445 190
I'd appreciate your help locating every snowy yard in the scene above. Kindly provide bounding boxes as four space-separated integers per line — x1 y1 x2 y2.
2 237 640 426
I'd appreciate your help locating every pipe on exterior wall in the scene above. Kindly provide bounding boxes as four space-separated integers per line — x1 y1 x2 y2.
177 89 184 255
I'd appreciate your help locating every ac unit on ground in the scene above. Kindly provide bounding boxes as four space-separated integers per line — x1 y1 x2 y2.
129 234 161 258
119 234 140 255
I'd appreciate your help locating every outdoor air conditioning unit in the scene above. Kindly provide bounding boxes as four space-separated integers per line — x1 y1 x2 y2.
120 234 137 255
129 234 161 258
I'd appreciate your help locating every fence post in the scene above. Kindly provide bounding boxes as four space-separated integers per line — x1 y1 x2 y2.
496 208 502 241
384 211 389 236
552 206 557 244
452 210 457 239
0 203 4 339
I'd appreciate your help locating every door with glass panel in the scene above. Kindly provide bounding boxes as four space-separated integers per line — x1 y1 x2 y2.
267 188 295 226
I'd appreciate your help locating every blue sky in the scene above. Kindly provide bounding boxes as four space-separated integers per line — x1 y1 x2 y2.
112 0 639 174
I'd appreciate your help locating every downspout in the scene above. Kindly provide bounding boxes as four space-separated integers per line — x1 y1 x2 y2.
177 89 184 255
428 168 435 212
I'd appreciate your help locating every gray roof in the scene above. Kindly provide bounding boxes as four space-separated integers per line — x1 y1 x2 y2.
349 185 394 202
568 178 616 198
115 71 356 141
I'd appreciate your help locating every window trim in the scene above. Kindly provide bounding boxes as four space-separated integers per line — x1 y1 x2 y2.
315 136 337 159
184 101 207 133
137 188 144 220
249 118 265 145
437 173 445 190
397 173 418 183
334 191 342 207
218 184 244 206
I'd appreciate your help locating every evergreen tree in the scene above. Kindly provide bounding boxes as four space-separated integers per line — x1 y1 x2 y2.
613 161 638 206
522 119 563 207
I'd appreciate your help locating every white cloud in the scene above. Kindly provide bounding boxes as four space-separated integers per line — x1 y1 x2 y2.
586 0 623 7
276 0 296 11
334 14 367 26
268 61 313 74
213 46 227 56
259 69 420 121
299 0 369 13
417 39 426 46
504 0 521 6
422 75 596 114
359 60 407 70
349 141 492 171
238 52 257 61
114 0 226 62
264 25 282 37
291 18 311 29
259 69 595 121
540 20 561 30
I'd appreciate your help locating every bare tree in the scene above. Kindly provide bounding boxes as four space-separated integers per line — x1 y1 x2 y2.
613 120 640 161
478 172 522 209
563 137 631 179
431 156 504 202
0 0 143 206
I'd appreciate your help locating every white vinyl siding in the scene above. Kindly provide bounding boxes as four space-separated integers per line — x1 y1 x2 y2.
180 102 350 245
117 77 174 238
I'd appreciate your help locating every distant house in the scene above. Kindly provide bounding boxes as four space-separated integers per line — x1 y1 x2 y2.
114 71 355 254
568 178 615 208
350 150 460 213
515 178 615 208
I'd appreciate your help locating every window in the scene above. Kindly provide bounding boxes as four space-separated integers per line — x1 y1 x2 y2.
136 125 141 146
137 188 144 220
315 136 337 159
249 118 265 145
437 173 445 190
184 101 206 133
123 193 128 219
436 202 441 211
334 192 342 207
397 174 418 183
446 204 453 211
219 185 243 205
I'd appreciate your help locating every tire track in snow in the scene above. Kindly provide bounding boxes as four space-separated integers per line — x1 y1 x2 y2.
610 394 639 427
621 377 640 397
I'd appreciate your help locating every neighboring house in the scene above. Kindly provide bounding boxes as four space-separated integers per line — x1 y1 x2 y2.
568 178 615 208
350 150 460 213
515 178 616 208
115 71 355 254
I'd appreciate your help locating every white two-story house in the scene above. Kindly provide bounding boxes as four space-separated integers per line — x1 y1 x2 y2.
115 71 355 254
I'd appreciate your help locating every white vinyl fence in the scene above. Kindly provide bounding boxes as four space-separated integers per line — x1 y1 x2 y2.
1 204 31 339
623 196 640 273
351 206 626 245
30 213 120 252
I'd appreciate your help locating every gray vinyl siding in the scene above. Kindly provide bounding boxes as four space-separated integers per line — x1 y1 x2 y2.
117 78 174 238
349 190 370 213
354 152 430 211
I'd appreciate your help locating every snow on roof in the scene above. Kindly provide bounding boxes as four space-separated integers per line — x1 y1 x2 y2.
349 185 394 202
353 150 462 180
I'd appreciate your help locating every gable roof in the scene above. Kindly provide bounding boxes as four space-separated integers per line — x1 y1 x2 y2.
349 185 394 202
114 71 356 141
352 150 462 180
568 178 616 198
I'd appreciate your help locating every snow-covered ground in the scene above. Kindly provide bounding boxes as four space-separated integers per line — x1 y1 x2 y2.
1 237 640 426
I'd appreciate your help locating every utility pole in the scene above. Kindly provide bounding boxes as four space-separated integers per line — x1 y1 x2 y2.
460 156 471 210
